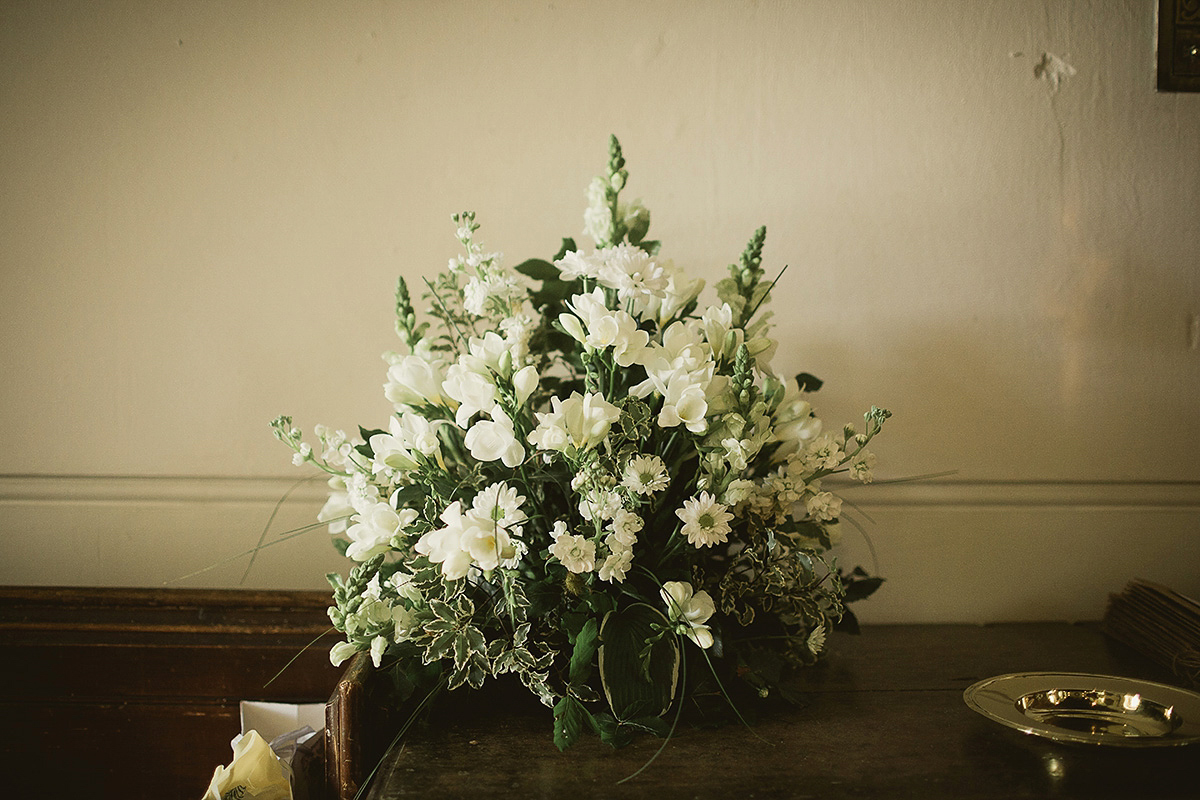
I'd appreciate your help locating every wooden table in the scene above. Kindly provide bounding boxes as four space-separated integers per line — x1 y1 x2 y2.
357 623 1198 799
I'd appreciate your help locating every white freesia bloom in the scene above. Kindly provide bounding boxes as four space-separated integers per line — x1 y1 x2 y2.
560 289 649 367
660 581 716 649
414 501 480 580
528 391 621 454
442 362 498 427
345 502 419 561
512 365 539 406
384 354 449 409
465 407 526 468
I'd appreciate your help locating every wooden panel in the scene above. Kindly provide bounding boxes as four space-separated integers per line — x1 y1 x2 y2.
0 586 342 799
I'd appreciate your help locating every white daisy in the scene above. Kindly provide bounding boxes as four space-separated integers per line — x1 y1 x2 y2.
676 492 734 548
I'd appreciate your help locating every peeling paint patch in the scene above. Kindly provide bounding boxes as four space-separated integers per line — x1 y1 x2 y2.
1033 52 1076 92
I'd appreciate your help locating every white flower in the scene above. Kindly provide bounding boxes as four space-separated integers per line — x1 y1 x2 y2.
555 249 604 282
370 635 389 668
559 289 649 368
329 640 359 667
849 450 876 483
345 502 419 561
595 243 667 308
660 581 716 649
676 492 734 548
470 481 528 527
384 354 449 409
528 391 621 454
598 548 633 583
607 508 643 545
442 362 498 427
802 434 843 472
622 454 669 495
512 365 539 406
318 476 354 534
414 501 479 580
465 407 526 467
805 490 842 521
549 533 596 574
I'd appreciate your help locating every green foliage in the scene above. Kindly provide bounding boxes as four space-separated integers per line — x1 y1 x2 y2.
598 605 679 720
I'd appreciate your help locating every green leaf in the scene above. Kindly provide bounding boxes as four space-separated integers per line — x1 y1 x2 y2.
332 538 350 557
843 575 884 603
553 238 578 260
795 372 823 392
553 695 586 751
835 607 861 635
513 258 560 281
569 618 599 684
598 604 679 720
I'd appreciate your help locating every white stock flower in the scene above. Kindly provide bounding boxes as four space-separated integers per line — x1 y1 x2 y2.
598 548 633 583
676 492 734 548
549 533 596 574
805 490 842 521
607 508 643 545
660 581 716 649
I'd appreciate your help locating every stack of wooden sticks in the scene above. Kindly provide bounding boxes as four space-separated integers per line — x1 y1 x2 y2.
1104 579 1200 688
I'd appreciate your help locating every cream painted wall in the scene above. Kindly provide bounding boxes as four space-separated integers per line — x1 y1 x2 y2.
2 1 1197 621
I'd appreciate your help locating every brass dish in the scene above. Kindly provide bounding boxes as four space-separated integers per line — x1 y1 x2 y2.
964 672 1200 747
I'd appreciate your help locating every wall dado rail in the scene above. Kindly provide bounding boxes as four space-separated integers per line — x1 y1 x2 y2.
1 475 1198 622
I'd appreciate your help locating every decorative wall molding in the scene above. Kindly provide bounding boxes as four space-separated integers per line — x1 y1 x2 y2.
4 474 1200 510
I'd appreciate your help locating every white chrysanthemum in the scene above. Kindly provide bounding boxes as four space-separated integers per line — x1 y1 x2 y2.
555 249 604 282
596 244 668 308
549 533 596 574
676 492 734 548
471 482 528 527
622 454 670 495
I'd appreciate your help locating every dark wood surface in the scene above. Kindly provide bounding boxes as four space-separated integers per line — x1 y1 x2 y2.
0 586 342 799
360 623 1200 799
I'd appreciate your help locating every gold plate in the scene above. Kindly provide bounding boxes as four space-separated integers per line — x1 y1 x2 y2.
964 672 1200 747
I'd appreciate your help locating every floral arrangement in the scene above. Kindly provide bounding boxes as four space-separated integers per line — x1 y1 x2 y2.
273 137 888 750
